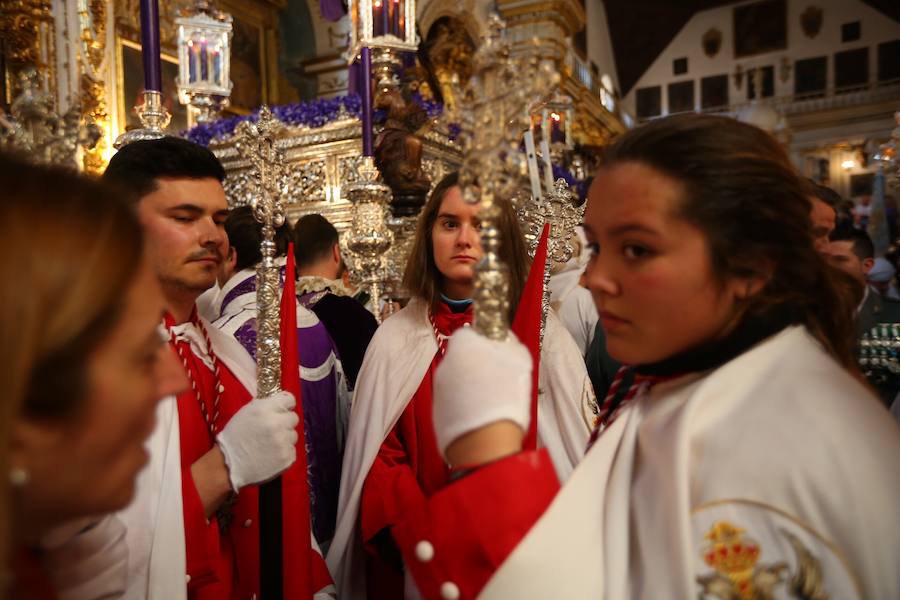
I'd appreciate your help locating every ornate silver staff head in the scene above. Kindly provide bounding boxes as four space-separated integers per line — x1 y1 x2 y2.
450 14 560 340
232 106 288 396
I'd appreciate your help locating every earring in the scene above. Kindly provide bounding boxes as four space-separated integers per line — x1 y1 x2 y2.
9 467 29 488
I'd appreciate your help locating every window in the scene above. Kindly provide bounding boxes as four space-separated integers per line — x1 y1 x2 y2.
878 39 900 82
636 86 662 119
835 47 869 90
673 57 688 75
667 80 695 114
701 74 729 109
794 56 827 97
841 21 861 43
747 65 775 99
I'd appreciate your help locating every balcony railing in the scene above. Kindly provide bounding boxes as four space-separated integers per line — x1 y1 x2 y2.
689 78 900 120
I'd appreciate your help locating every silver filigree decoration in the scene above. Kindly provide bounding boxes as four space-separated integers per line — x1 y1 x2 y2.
286 159 327 203
339 155 365 186
343 156 394 322
519 177 585 346
232 106 287 396
0 67 101 168
448 13 560 340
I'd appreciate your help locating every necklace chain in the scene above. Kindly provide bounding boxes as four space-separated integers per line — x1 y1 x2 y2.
166 316 224 438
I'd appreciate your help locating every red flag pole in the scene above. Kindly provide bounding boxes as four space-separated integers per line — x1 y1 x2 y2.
512 223 550 451
279 243 313 598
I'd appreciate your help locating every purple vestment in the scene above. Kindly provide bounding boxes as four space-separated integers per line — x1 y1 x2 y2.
211 268 344 545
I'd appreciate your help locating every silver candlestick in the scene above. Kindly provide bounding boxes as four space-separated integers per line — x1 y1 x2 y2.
344 156 394 322
113 90 171 148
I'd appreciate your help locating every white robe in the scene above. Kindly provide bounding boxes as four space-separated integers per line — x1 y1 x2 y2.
326 299 594 599
548 265 598 357
481 326 900 599
38 516 128 600
117 317 333 599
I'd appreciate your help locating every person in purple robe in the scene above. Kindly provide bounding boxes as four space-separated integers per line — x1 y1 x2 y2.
210 206 349 551
294 214 378 391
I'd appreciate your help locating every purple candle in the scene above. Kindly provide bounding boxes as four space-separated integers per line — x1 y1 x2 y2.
373 1 383 37
360 47 374 156
139 0 162 92
392 0 400 37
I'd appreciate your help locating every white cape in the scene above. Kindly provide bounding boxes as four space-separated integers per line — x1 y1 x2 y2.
118 319 255 599
481 326 900 599
118 317 334 599
326 299 593 599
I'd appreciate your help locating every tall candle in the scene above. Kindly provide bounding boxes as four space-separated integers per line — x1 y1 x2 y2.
139 0 162 91
200 39 209 82
373 1 383 37
392 0 400 37
523 129 543 201
540 136 554 194
361 47 374 156
213 49 221 87
188 42 197 83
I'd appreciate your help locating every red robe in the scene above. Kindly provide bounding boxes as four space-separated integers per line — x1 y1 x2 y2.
9 547 59 600
391 450 559 600
359 301 472 598
173 330 261 600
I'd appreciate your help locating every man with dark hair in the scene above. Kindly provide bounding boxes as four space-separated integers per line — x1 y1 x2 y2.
104 138 333 599
828 226 900 407
103 135 227 198
828 227 875 291
212 206 347 548
808 180 839 255
294 214 378 390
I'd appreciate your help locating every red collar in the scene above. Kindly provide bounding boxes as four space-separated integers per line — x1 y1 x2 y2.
431 300 474 336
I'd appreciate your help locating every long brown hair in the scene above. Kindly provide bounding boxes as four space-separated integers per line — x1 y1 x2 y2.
402 172 530 320
0 154 143 574
602 114 858 369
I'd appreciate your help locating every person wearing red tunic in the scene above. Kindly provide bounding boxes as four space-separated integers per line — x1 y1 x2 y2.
327 173 593 598
386 115 900 600
105 137 334 599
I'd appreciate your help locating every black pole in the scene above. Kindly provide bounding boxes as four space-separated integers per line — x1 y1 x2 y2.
258 478 283 597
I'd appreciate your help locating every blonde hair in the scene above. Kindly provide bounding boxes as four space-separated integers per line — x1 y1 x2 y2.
0 154 143 575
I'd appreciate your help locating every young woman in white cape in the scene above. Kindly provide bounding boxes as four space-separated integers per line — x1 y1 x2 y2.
326 172 594 598
389 115 900 599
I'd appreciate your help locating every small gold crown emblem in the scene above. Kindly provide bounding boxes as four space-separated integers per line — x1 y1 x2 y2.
702 521 761 575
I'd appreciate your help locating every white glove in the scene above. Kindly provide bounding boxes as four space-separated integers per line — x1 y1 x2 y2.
433 327 533 461
216 390 299 491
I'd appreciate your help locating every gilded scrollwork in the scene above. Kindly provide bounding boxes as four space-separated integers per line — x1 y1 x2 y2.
115 0 191 46
0 0 55 98
78 0 110 173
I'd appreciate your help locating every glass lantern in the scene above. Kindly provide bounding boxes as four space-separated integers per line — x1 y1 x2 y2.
176 1 233 124
542 92 575 148
347 0 418 59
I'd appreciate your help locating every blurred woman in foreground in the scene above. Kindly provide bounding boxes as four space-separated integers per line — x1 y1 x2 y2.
0 155 185 598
